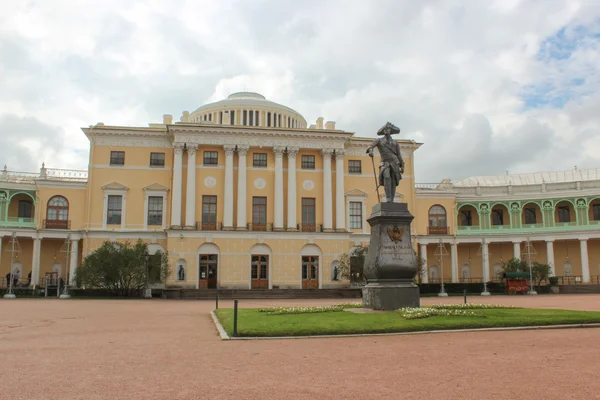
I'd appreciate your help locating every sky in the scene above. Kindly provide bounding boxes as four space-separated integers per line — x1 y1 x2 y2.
1 0 599 182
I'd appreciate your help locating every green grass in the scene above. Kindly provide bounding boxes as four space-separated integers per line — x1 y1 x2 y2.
214 308 600 337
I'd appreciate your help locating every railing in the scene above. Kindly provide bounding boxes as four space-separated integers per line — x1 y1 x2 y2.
557 275 583 285
0 217 36 228
458 278 483 283
43 219 71 229
196 221 222 231
248 223 272 232
590 276 600 284
43 168 88 182
0 171 39 183
0 277 31 288
427 226 448 235
298 224 323 232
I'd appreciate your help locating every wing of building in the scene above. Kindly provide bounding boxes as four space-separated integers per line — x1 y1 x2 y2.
1 91 599 291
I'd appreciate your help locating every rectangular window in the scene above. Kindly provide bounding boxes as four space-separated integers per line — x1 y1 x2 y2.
278 114 281 127
243 110 248 126
349 202 362 229
301 155 315 169
251 255 268 280
230 110 235 125
107 195 122 225
110 151 125 166
203 151 218 166
348 160 362 174
150 152 165 167
202 195 217 225
267 112 271 127
301 256 318 280
249 110 254 126
524 208 537 224
219 111 223 124
253 153 267 167
594 204 600 221
302 198 315 229
18 200 32 219
147 196 163 226
461 210 472 226
492 209 503 226
558 206 570 223
252 197 267 228
255 111 259 126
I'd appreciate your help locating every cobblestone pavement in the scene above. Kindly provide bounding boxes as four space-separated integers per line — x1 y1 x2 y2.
1 294 599 400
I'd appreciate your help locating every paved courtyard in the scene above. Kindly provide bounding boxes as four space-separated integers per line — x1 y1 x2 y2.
1 295 599 400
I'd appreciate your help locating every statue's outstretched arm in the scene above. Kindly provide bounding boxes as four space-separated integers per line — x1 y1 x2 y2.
366 138 379 156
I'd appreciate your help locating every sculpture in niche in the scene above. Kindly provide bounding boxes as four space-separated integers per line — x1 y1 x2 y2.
178 265 186 281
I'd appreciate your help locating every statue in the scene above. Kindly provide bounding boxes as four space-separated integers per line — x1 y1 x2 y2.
366 122 405 203
178 265 185 281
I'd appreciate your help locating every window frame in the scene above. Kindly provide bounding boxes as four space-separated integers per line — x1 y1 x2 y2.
202 195 217 226
252 196 267 226
349 201 362 229
460 210 472 227
109 151 125 166
147 196 163 226
253 153 268 168
47 196 69 221
301 155 316 170
428 205 447 228
203 151 219 166
492 209 504 226
348 160 362 174
558 206 570 223
18 200 33 219
149 152 165 167
106 195 123 225
301 198 316 228
593 204 600 221
524 208 537 224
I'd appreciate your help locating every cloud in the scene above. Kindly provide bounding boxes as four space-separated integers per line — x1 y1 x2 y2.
0 0 599 183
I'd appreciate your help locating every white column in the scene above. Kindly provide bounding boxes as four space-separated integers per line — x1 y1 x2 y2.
513 241 521 260
580 239 590 283
185 145 197 228
335 150 345 232
236 146 249 230
32 238 41 287
546 240 555 276
171 144 184 228
451 242 458 283
223 145 236 230
287 147 299 230
273 147 285 230
69 239 79 286
322 149 333 231
419 243 428 283
482 240 490 282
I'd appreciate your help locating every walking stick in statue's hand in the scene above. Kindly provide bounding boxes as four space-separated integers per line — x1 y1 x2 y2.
368 150 381 201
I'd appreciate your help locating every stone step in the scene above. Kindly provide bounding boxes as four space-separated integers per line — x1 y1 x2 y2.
558 285 600 294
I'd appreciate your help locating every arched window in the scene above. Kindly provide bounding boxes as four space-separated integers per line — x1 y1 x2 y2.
428 205 447 234
46 196 69 229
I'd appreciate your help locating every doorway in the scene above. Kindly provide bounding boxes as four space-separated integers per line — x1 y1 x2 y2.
199 254 218 289
302 256 319 289
251 255 268 289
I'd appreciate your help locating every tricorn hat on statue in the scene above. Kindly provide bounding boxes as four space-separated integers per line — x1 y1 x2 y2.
377 122 400 136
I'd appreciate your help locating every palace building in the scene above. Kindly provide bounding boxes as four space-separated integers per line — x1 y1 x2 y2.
1 92 599 290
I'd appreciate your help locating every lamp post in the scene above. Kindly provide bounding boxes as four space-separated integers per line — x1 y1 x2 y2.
523 237 537 295
434 239 449 297
59 235 72 299
3 233 20 299
477 239 491 296
143 251 152 298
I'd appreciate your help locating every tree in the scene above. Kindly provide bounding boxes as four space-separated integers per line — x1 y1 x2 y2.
501 257 551 286
414 254 427 284
75 240 170 297
338 245 368 286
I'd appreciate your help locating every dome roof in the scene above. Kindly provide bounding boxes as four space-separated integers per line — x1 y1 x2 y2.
190 92 306 125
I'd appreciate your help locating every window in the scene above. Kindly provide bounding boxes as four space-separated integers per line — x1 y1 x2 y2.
428 205 447 227
249 110 254 126
461 210 472 226
492 209 503 226
18 200 32 219
203 151 218 166
243 110 248 126
301 256 318 280
253 153 267 167
349 202 362 229
267 112 271 127
524 208 537 224
594 204 600 221
150 152 165 167
302 198 315 230
252 197 267 228
110 151 125 166
47 196 68 221
219 111 223 124
107 195 122 225
147 196 163 226
348 160 362 174
202 195 217 227
301 155 315 169
230 110 235 125
558 206 570 223
278 114 281 127
251 255 268 280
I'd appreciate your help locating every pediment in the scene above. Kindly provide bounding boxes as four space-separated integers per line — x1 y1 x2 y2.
143 183 169 191
345 189 368 197
102 182 129 191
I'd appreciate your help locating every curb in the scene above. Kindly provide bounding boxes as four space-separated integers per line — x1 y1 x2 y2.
208 313 600 340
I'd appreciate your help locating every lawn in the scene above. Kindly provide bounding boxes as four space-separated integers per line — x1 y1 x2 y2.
214 307 600 337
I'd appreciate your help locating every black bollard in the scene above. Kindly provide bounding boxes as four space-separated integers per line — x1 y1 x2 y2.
215 293 219 310
464 289 467 304
233 299 239 337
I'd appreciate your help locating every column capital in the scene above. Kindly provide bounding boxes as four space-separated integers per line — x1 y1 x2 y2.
273 146 286 157
321 148 334 157
187 144 198 155
174 144 185 155
287 147 299 158
545 239 555 243
511 240 522 244
335 149 345 158
579 238 589 242
224 145 236 156
237 145 249 156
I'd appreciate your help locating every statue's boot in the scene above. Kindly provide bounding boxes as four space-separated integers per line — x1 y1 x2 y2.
384 178 395 202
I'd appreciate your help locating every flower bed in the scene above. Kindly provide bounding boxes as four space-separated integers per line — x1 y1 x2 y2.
397 307 478 319
429 303 519 310
258 302 362 315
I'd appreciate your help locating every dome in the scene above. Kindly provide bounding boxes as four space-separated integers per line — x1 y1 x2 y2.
188 92 307 128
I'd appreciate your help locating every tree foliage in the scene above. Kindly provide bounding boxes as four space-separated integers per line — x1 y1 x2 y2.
75 240 170 297
501 257 551 286
413 254 427 284
338 245 369 286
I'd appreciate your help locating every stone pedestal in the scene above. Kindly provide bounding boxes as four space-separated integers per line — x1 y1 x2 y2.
362 202 420 310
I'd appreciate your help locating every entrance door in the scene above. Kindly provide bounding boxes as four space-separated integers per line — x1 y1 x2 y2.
199 254 218 289
251 255 268 289
302 256 319 289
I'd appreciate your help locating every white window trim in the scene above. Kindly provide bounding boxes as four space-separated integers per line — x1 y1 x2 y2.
346 194 367 234
144 190 167 231
103 189 127 230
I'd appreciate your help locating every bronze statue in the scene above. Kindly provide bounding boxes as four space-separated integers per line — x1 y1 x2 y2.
366 122 404 203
